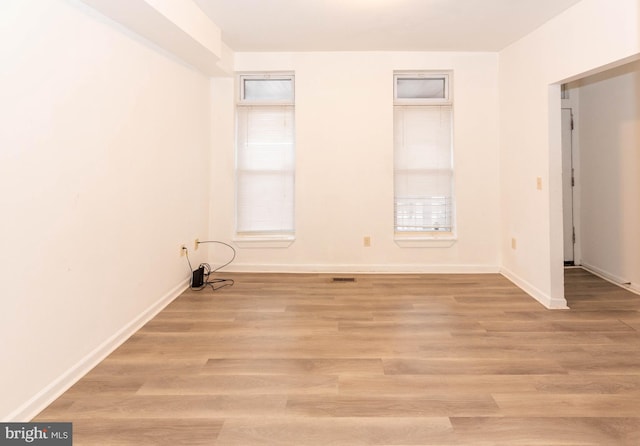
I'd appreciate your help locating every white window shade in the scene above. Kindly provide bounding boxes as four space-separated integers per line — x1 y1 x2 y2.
236 105 295 234
394 105 453 232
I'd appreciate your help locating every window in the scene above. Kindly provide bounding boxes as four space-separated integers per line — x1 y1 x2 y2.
236 73 295 239
395 75 449 103
394 72 454 235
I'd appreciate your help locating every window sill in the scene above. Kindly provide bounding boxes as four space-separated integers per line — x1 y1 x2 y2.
394 233 457 248
233 234 295 249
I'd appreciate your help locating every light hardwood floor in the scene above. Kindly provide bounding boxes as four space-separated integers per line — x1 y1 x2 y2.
35 269 640 445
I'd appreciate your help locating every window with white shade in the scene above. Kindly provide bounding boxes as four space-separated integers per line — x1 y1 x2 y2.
236 73 295 237
394 72 454 234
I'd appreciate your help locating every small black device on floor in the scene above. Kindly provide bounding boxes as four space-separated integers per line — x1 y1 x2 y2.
192 266 205 288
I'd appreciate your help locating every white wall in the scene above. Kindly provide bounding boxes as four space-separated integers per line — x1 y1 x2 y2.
577 61 640 291
499 0 640 308
0 0 211 420
210 52 500 273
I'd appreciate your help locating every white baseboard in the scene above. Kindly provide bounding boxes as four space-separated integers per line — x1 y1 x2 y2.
223 263 501 274
7 279 190 422
581 263 640 296
500 267 569 309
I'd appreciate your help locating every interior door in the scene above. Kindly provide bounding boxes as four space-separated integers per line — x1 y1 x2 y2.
562 108 575 265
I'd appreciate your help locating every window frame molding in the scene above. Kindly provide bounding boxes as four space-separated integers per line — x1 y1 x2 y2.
234 72 296 248
393 70 457 247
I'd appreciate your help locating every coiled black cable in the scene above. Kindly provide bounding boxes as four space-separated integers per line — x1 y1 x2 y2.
184 240 236 291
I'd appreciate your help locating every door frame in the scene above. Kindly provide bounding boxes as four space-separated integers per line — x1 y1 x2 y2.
561 86 581 267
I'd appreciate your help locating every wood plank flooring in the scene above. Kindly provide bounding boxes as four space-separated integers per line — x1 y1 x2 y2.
34 269 640 445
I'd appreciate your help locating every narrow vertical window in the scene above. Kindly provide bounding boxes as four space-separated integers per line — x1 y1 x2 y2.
394 72 454 234
236 73 295 237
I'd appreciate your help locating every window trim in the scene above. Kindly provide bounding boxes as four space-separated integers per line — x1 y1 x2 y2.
394 233 457 248
393 70 456 244
234 72 296 246
233 233 295 249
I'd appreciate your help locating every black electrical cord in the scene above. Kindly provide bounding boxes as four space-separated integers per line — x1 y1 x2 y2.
197 240 235 291
197 240 236 273
184 240 236 291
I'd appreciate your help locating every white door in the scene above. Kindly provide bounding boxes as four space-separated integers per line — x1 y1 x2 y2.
562 108 574 265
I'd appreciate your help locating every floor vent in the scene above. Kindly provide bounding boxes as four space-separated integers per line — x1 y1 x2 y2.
332 277 356 283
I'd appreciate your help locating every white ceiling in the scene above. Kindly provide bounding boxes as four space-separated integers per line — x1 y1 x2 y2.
194 0 583 52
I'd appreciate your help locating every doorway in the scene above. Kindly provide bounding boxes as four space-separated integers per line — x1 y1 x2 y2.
560 60 640 297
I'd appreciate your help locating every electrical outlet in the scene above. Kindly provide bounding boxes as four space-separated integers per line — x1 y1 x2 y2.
194 238 200 250
364 236 371 247
180 244 187 256
511 238 517 250
536 177 542 190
